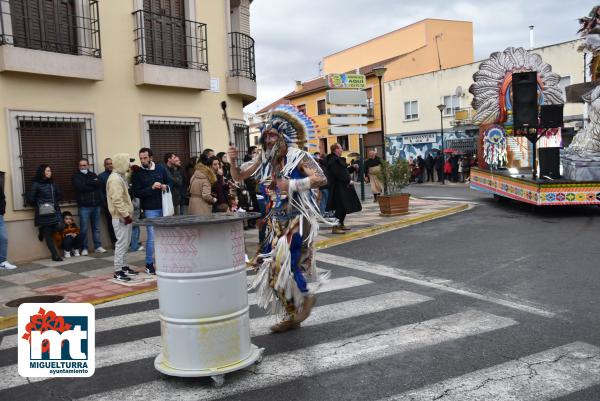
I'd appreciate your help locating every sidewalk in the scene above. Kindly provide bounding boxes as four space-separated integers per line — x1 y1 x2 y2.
0 196 470 329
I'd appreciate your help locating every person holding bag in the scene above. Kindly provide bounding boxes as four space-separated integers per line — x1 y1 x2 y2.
26 164 63 261
131 148 171 275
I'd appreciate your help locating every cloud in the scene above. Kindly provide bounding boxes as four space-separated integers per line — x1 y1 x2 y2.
245 0 590 113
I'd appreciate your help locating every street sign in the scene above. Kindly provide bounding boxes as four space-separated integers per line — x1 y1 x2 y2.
326 89 367 105
326 73 366 89
329 126 368 135
329 116 369 125
328 106 368 115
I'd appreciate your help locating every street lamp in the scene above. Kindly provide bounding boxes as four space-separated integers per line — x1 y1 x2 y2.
373 66 388 194
436 103 445 185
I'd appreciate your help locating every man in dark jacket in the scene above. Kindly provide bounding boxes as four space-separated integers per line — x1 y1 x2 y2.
314 152 330 215
425 154 435 182
131 147 170 275
434 153 444 183
326 143 362 234
98 158 117 246
72 159 106 255
243 147 259 229
164 153 184 215
0 171 17 269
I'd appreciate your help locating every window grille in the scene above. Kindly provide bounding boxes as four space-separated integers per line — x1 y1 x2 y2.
16 115 94 206
133 9 208 71
1 0 101 57
229 31 255 81
146 119 202 164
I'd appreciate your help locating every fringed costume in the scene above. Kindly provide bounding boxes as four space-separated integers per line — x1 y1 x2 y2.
246 105 331 332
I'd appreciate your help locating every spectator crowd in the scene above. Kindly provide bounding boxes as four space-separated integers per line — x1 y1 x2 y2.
0 143 473 275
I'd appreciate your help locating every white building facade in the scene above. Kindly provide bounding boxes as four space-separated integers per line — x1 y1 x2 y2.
383 39 585 161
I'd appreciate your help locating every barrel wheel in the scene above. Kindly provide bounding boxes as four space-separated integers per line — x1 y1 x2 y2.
211 375 225 387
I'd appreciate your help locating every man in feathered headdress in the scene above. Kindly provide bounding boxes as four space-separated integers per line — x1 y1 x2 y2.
228 105 329 333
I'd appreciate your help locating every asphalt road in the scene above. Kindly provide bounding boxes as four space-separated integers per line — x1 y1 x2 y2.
2 184 600 400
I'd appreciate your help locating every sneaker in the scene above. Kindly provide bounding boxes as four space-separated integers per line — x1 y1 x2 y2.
73 250 80 257
64 251 71 259
145 263 156 275
121 266 139 276
81 249 88 256
0 261 18 270
113 270 131 282
136 245 145 252
52 256 63 262
95 247 107 254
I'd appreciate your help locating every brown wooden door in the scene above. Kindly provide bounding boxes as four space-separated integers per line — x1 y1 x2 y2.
143 0 187 68
10 0 78 54
19 119 84 204
148 124 191 166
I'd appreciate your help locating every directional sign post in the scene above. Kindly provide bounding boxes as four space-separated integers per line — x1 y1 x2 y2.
326 79 368 200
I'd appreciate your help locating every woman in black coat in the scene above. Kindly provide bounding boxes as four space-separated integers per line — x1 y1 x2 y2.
326 146 362 234
26 164 63 261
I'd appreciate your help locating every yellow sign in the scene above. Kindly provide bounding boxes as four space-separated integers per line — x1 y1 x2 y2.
326 74 366 89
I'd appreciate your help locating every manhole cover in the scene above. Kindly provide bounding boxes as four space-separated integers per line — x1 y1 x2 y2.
5 295 64 308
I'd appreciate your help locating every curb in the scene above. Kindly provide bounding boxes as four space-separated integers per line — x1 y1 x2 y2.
0 286 158 331
315 203 470 250
0 203 470 331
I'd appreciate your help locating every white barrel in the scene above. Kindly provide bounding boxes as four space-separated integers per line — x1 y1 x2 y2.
143 214 262 377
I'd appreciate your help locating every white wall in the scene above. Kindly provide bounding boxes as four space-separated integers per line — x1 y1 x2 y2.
384 39 585 136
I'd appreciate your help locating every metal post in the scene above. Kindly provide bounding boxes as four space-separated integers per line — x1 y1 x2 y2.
531 135 537 180
359 134 365 201
440 108 445 185
377 74 388 195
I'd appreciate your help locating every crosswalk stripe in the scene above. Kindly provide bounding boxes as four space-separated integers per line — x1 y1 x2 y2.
0 276 372 351
0 290 432 391
380 342 600 401
317 253 557 318
248 276 372 305
79 310 518 401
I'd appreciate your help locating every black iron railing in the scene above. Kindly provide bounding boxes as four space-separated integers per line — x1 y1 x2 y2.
133 10 207 71
0 0 101 57
229 32 255 81
233 123 250 160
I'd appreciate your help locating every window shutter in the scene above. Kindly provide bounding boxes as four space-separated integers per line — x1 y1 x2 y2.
10 0 77 54
148 124 192 166
143 0 186 68
19 120 84 204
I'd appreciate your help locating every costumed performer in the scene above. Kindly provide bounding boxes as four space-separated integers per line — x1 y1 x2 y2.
228 105 329 333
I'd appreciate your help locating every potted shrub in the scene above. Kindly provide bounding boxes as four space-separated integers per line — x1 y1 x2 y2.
376 159 411 216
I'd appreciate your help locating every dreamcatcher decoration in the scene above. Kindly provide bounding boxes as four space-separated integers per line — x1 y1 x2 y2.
483 125 508 168
469 47 564 168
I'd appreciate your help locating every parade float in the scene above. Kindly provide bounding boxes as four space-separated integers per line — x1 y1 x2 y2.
469 9 600 206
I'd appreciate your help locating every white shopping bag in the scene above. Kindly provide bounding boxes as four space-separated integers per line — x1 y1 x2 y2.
162 186 175 217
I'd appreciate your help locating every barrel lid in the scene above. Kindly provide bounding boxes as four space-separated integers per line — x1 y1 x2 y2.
135 212 261 227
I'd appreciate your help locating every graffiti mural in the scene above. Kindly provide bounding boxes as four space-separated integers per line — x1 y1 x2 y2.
386 131 477 162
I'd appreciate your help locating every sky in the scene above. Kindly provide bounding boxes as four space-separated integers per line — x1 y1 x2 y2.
245 0 593 114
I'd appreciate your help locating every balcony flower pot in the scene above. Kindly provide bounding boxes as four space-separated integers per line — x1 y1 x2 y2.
376 159 411 217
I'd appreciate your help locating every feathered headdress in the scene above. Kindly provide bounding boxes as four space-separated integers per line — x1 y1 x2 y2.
261 104 317 148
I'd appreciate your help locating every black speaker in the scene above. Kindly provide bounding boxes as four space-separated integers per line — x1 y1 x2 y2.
538 147 560 179
540 104 564 128
512 71 538 128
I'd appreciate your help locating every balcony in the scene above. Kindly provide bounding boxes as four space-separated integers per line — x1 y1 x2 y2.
227 32 256 105
0 0 103 80
133 9 209 90
450 107 475 127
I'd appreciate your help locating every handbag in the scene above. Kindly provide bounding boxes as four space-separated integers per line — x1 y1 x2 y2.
38 202 55 216
162 186 175 217
38 184 57 216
